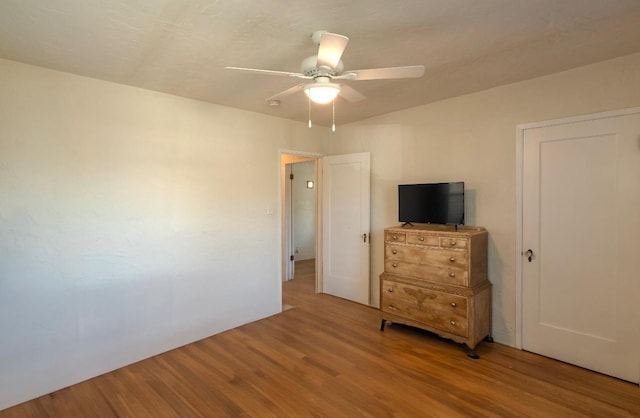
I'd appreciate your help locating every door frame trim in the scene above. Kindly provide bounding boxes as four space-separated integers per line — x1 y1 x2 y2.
515 106 640 349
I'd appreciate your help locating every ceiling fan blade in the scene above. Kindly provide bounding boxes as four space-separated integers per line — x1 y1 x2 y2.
332 73 358 80
339 84 366 103
266 84 304 102
225 67 309 79
348 65 425 81
317 32 349 69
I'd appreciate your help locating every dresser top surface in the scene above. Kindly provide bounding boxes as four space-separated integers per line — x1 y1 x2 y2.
385 224 486 237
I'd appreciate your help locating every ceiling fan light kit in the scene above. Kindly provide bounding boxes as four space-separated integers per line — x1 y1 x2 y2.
303 86 339 104
226 30 424 129
304 76 341 104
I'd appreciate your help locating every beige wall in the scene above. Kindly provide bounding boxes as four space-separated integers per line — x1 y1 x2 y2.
328 52 640 345
0 58 327 409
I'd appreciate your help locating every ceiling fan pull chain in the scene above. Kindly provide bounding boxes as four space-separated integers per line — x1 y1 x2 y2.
308 95 312 128
332 100 336 132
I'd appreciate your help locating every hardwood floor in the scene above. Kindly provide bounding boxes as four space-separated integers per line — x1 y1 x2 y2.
2 258 639 417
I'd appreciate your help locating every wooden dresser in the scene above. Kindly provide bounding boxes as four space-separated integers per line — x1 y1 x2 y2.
380 224 492 358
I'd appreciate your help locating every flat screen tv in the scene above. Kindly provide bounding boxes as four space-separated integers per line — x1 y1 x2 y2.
398 182 464 225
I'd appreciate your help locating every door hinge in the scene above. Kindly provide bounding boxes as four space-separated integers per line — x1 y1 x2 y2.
290 255 294 261
289 173 294 180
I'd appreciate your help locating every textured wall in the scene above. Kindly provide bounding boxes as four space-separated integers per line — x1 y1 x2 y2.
0 59 327 410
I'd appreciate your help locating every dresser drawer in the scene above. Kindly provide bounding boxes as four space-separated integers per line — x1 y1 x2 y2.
384 260 467 285
440 237 468 249
385 245 468 268
406 233 439 246
381 280 468 337
385 231 406 243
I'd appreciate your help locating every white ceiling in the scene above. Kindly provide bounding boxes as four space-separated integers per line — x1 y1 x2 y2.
1 0 640 127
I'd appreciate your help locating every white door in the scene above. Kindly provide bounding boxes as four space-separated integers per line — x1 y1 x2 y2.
521 108 640 382
322 152 370 305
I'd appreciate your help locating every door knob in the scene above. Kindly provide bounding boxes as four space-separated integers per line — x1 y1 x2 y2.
525 249 534 262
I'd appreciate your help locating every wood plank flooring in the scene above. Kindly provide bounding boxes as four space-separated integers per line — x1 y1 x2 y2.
2 259 639 417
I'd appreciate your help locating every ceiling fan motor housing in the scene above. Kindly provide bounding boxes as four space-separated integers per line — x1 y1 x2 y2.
301 55 344 78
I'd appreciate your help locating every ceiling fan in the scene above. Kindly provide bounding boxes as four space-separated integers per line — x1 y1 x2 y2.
225 30 425 108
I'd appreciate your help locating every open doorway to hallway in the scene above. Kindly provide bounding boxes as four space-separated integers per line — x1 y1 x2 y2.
281 153 319 310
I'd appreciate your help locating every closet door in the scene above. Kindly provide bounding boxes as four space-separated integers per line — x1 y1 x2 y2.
521 108 640 383
322 152 370 305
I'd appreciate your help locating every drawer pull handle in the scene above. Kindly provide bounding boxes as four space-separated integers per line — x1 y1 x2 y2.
419 237 424 241
392 250 397 254
451 302 457 307
387 288 394 293
392 235 398 240
449 257 456 262
449 272 455 277
450 320 456 326
389 305 396 310
451 241 457 246
392 263 398 268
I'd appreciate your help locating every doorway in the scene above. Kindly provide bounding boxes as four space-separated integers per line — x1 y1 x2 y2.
286 159 317 280
281 153 320 307
279 150 372 309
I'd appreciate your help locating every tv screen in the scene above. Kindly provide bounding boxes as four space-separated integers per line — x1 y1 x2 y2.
398 182 464 225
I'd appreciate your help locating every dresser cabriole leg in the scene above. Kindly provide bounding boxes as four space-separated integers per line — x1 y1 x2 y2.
466 346 480 360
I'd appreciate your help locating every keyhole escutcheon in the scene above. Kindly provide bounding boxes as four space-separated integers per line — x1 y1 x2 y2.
524 249 534 262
